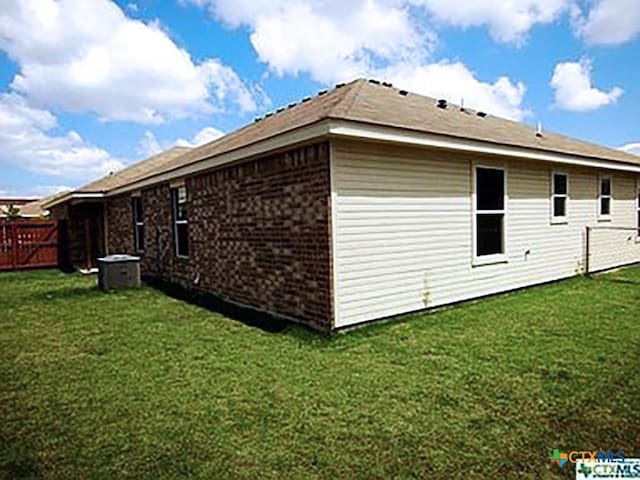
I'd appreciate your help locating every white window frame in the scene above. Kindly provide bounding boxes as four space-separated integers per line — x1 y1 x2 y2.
132 195 145 252
172 186 189 258
550 171 569 224
472 163 508 266
598 175 612 221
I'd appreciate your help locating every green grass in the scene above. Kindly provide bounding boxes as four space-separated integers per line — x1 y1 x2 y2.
1 268 639 479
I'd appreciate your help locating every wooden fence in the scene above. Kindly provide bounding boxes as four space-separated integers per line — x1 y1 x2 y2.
0 220 59 271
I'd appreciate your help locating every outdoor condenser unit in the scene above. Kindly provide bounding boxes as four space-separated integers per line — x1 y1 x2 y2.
97 254 141 292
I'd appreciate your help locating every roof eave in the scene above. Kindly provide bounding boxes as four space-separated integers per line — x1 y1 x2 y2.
43 192 105 209
328 119 640 173
55 117 640 205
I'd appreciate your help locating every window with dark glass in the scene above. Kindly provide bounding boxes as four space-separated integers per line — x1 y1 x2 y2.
599 177 612 217
552 173 568 220
172 186 189 257
475 167 505 258
132 196 144 252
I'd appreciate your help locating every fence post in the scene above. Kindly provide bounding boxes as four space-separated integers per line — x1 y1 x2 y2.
10 222 18 271
585 226 590 276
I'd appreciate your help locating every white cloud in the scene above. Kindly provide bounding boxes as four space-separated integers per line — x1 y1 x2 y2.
193 0 429 84
573 0 640 45
411 0 570 44
550 60 623 112
0 0 257 124
136 130 163 157
186 0 529 120
619 143 640 156
176 126 225 147
383 61 528 120
0 93 124 179
138 126 225 158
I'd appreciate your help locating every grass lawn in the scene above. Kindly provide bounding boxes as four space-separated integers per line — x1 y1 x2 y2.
0 268 639 479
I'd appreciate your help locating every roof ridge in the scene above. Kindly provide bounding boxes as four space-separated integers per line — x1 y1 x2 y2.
327 78 368 118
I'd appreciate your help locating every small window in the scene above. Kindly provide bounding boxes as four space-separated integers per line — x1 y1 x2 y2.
474 166 506 262
132 196 144 252
636 180 640 236
551 172 568 222
599 176 612 220
171 186 189 257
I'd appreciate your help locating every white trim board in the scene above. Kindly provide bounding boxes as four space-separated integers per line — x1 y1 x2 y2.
44 192 104 208
328 121 640 174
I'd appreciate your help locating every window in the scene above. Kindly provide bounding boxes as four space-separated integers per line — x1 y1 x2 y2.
474 166 506 263
132 196 145 252
551 172 568 222
172 186 189 257
637 180 640 236
599 176 612 220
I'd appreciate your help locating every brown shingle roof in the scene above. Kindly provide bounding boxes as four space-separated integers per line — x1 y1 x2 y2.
335 80 640 165
76 146 191 193
18 191 70 217
61 79 638 200
122 79 639 188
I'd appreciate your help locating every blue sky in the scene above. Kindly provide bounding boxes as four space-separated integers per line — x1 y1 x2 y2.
0 0 639 197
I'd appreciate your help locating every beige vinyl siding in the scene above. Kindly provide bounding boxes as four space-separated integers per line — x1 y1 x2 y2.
332 139 640 328
588 175 640 272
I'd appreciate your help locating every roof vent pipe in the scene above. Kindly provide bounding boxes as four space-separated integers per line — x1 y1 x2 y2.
536 122 544 138
437 99 447 109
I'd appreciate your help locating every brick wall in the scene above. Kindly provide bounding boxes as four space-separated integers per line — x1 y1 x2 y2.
104 142 333 330
105 195 133 255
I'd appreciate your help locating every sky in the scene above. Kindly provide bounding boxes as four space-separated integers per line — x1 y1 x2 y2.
0 0 639 198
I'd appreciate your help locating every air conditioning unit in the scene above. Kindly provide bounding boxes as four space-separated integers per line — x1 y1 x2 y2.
97 254 141 292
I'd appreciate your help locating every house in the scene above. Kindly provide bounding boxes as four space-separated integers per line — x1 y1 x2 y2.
46 79 640 331
13 191 71 219
48 147 191 271
0 197 37 218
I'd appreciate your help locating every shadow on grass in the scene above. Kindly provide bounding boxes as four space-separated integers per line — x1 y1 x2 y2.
0 432 42 480
591 276 640 286
144 277 317 337
34 285 101 301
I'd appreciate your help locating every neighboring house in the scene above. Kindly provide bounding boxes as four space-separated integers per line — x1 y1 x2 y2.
46 79 640 331
0 198 36 218
15 191 70 219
